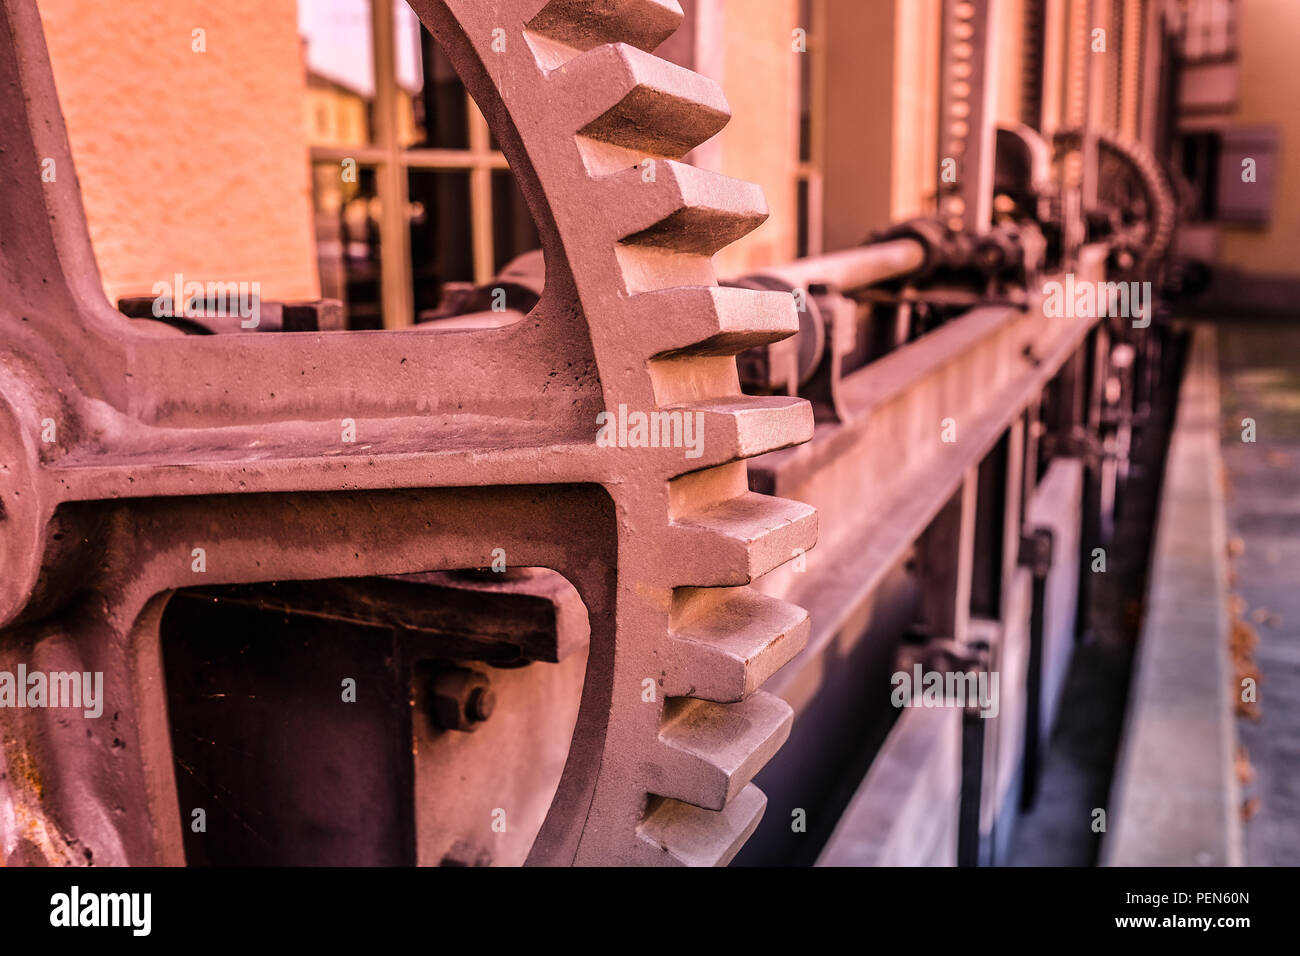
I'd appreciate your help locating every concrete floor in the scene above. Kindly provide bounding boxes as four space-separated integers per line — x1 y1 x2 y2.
1217 319 1300 867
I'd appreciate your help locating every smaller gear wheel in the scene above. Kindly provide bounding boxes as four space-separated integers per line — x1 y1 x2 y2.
1056 129 1178 276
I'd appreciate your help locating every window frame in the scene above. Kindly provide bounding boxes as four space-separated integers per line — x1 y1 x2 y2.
796 0 827 258
307 0 512 329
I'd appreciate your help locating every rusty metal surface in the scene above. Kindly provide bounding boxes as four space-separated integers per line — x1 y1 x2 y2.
0 0 817 866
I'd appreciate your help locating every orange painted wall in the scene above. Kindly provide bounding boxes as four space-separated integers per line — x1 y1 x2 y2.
708 0 802 277
1216 0 1300 278
35 0 320 306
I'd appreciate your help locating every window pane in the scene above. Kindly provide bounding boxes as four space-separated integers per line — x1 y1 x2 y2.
299 0 377 147
408 170 474 320
405 12 469 149
491 171 541 274
394 1 430 147
312 161 384 330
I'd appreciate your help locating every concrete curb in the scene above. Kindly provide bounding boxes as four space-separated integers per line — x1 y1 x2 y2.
1102 324 1243 866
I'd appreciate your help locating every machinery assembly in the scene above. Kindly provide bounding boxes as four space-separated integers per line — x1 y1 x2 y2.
0 0 1283 895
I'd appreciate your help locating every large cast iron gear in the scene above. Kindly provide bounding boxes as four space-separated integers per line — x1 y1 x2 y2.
0 0 815 866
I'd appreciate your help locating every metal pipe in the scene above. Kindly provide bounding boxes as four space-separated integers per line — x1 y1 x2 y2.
749 238 927 292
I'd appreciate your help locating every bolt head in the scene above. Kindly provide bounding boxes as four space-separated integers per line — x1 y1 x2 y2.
429 667 495 732
467 686 496 722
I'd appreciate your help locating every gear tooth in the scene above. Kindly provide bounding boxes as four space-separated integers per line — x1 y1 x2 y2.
556 44 729 157
665 589 809 701
614 161 769 255
669 492 817 586
637 784 767 866
633 286 799 358
653 693 792 809
668 395 813 464
528 0 685 54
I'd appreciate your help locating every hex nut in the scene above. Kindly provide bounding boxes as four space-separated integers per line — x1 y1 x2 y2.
429 667 494 732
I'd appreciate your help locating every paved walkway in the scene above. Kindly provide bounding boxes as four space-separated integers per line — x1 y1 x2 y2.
1217 320 1300 867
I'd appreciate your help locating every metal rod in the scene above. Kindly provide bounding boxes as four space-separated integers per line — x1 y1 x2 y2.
749 238 927 292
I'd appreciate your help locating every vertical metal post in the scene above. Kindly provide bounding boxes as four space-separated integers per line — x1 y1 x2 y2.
1120 0 1144 139
1138 0 1165 148
958 659 989 867
1081 0 1104 210
1041 0 1067 133
1021 0 1049 130
1002 418 1028 610
1019 527 1055 810
938 0 1000 235
1023 399 1043 510
1075 328 1108 642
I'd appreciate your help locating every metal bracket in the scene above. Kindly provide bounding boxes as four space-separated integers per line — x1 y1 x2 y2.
1018 526 1055 578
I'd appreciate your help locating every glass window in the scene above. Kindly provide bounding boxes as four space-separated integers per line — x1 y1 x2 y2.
300 0 541 329
408 169 473 319
491 170 540 274
312 160 384 330
299 0 376 147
